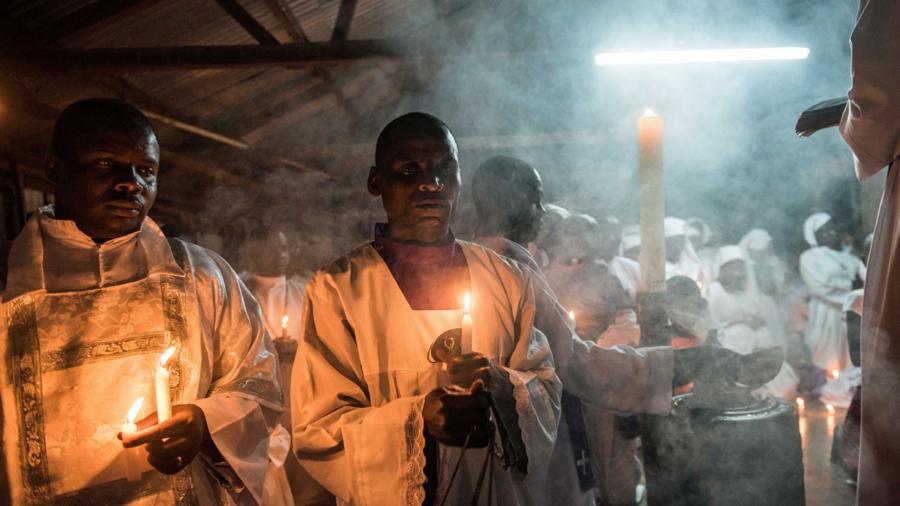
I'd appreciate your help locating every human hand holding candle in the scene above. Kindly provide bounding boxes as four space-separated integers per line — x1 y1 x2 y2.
121 397 145 482
121 404 213 474
155 347 175 423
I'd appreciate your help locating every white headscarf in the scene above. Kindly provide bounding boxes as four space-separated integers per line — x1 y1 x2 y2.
686 218 712 246
738 229 772 253
664 217 687 238
665 217 704 282
716 245 747 270
803 213 832 247
619 225 641 254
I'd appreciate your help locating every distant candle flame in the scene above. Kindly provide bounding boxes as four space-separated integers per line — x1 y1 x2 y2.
126 397 144 423
568 310 576 321
830 369 840 380
159 346 176 367
464 292 471 314
795 398 805 408
826 403 835 415
281 315 289 329
643 108 657 117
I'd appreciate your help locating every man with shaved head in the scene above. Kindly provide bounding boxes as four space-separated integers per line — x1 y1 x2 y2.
0 99 290 505
292 112 561 505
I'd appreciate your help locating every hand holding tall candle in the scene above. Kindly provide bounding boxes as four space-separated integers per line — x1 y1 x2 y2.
155 347 175 423
121 397 145 482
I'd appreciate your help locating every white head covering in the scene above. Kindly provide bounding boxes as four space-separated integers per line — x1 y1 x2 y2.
803 212 832 247
620 225 641 253
685 218 712 245
664 217 687 238
739 229 772 253
716 245 747 270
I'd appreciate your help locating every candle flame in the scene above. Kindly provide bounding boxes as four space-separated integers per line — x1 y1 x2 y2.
568 310 576 321
643 108 657 117
281 315 289 329
795 398 805 407
826 403 835 415
159 346 176 367
464 292 471 314
126 397 144 423
830 369 840 380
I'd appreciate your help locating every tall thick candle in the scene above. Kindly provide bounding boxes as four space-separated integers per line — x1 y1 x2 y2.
461 292 473 353
637 108 666 293
156 347 175 423
121 397 144 482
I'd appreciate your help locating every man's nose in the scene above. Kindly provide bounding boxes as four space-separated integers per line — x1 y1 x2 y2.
418 173 445 192
113 166 144 193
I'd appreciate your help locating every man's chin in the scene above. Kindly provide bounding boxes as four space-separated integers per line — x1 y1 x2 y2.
87 214 147 241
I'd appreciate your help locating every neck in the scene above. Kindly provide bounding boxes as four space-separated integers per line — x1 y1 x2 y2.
384 223 452 246
475 218 525 247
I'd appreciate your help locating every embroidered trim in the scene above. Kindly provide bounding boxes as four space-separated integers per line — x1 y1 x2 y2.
7 295 52 504
211 377 282 406
40 333 169 372
405 397 427 506
52 468 196 505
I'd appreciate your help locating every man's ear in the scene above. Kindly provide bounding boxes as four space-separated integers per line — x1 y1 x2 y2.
44 154 60 183
367 166 381 196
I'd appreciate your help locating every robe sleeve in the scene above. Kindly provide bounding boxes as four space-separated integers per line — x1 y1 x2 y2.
189 248 286 505
500 271 563 474
532 269 674 415
800 250 854 306
839 0 900 180
291 272 428 506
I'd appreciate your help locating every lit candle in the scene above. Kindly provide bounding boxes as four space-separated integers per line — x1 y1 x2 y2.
281 315 289 339
826 403 836 415
156 347 175 423
461 292 473 353
121 397 144 482
795 397 805 413
637 108 666 293
830 369 840 380
568 310 576 323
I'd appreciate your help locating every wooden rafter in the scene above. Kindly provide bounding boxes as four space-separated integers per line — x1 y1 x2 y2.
261 0 309 43
331 0 358 41
23 0 162 47
1 39 526 72
214 0 280 46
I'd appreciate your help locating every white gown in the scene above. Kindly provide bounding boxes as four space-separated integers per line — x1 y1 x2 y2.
292 242 561 506
799 246 866 372
0 208 291 505
838 0 900 502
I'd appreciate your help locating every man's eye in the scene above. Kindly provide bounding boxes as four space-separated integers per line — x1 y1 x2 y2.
401 165 417 175
138 167 156 178
95 159 114 168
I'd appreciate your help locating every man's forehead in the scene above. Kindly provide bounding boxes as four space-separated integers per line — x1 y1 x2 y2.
383 132 457 158
74 129 159 159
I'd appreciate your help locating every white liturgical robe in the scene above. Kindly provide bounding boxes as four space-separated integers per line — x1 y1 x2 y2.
838 0 900 502
292 242 561 506
0 207 290 506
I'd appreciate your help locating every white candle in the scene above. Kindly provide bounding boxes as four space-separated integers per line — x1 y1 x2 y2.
281 315 289 339
155 347 175 423
637 108 666 293
121 397 144 482
461 292 473 353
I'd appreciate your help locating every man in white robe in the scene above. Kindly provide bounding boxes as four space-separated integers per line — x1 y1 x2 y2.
738 229 787 300
242 226 331 505
292 113 561 505
838 1 900 500
664 218 708 289
707 246 799 400
799 213 866 372
0 99 290 505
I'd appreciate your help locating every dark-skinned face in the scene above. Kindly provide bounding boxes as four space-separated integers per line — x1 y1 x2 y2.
368 133 460 244
596 221 621 260
666 235 686 263
815 221 842 251
719 259 748 293
249 231 290 277
507 169 546 245
49 129 159 242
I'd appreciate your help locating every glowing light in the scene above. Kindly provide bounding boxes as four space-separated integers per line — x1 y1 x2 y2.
643 108 657 118
826 403 836 415
795 398 805 411
594 47 810 66
830 369 840 380
464 292 471 314
126 397 144 423
159 346 176 367
568 310 576 321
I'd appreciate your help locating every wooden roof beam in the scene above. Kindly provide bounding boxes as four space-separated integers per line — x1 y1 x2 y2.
3 39 546 72
21 0 162 47
214 0 280 46
261 0 310 43
331 0 358 41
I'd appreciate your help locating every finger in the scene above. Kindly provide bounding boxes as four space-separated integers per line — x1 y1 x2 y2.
146 436 194 460
123 415 191 447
